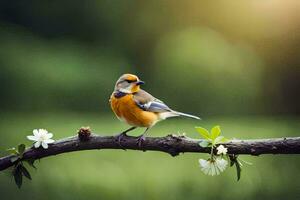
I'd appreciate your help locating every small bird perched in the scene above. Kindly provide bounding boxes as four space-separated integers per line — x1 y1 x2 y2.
110 73 200 147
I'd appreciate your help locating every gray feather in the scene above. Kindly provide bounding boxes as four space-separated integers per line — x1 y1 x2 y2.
172 111 201 120
134 89 201 120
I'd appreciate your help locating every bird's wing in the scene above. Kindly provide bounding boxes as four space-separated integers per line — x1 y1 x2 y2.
133 90 172 113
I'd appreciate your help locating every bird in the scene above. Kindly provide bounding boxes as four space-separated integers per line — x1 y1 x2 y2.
109 73 200 147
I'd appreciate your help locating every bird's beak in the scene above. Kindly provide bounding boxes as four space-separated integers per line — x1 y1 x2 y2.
136 80 145 85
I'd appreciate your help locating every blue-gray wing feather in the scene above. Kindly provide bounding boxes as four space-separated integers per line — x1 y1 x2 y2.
137 101 171 112
134 90 171 113
133 89 201 120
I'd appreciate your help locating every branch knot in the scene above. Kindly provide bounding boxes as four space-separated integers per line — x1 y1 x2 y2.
78 127 91 141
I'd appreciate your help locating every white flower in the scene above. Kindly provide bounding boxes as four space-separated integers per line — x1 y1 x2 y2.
217 145 228 155
199 158 228 176
27 129 55 149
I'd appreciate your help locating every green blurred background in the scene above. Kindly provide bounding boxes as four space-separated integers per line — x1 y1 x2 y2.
0 1 299 199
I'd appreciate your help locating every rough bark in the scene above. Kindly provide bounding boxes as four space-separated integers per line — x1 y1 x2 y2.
1 133 300 171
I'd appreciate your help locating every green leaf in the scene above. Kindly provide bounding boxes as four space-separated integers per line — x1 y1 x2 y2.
26 159 37 169
229 155 236 166
235 160 242 181
214 136 224 144
199 140 210 148
221 137 229 143
238 158 252 165
211 126 221 140
20 165 32 180
195 127 211 140
230 159 235 167
10 156 19 163
13 165 23 189
6 147 18 155
18 144 26 156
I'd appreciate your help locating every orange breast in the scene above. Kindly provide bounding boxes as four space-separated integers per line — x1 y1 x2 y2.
110 94 158 127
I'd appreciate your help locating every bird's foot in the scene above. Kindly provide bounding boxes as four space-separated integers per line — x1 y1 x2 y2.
136 134 146 149
115 132 128 150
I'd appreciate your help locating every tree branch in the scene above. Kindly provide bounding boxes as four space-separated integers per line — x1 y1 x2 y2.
1 133 300 171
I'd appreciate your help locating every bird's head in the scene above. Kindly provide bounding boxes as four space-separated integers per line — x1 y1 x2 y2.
114 74 145 93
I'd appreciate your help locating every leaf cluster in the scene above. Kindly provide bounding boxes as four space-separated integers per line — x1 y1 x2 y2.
196 126 228 148
7 144 36 188
196 125 247 181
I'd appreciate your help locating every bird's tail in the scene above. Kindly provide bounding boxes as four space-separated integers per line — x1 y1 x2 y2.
159 111 201 120
173 111 201 120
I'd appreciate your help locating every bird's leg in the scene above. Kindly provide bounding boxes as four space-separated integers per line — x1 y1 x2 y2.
122 126 137 135
116 127 136 148
137 128 150 148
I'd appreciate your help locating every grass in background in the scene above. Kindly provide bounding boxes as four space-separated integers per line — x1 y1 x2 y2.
0 113 299 200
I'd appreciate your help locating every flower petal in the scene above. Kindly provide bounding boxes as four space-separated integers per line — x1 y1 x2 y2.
27 135 38 141
201 167 209 175
44 139 55 144
45 133 53 139
217 145 228 155
41 142 48 149
33 129 40 137
39 129 48 136
211 163 216 176
199 159 207 167
34 141 41 148
216 158 228 172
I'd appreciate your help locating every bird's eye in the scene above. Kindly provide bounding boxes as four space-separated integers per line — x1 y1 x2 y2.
125 80 135 83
